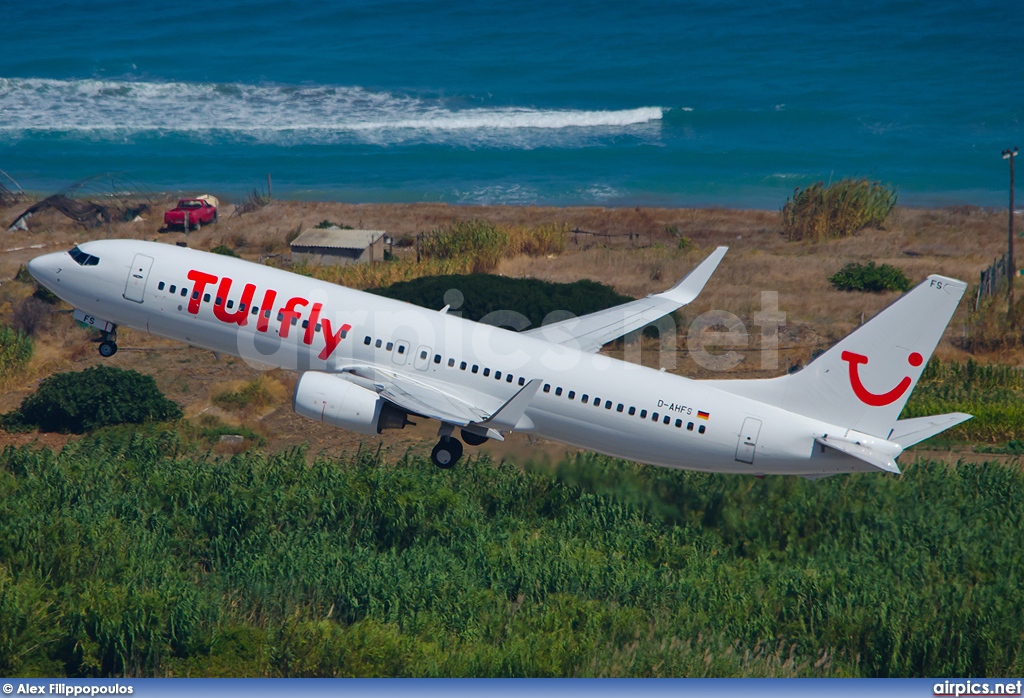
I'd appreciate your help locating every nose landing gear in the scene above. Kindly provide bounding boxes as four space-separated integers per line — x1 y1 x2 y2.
97 328 118 357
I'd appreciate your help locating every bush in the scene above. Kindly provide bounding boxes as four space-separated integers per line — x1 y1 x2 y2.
369 274 634 329
212 377 274 412
420 220 567 273
0 325 33 381
782 179 896 241
829 262 911 293
210 244 240 258
3 365 182 434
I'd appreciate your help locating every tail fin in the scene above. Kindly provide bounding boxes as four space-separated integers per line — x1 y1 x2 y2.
714 275 967 438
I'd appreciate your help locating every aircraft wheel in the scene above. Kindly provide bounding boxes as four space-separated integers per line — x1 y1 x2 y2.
460 428 488 446
98 341 118 358
431 436 463 469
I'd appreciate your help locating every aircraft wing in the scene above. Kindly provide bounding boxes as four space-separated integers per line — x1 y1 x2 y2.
522 246 728 353
339 366 539 434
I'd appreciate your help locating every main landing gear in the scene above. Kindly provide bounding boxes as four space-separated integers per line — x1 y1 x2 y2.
430 436 463 469
98 327 118 357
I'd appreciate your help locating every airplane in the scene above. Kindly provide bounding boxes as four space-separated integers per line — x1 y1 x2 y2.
27 240 971 478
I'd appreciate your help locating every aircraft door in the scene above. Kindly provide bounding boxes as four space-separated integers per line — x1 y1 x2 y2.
414 345 431 371
392 340 409 365
735 417 762 464
124 254 154 303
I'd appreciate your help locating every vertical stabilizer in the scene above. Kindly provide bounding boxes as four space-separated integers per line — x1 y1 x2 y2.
714 275 967 437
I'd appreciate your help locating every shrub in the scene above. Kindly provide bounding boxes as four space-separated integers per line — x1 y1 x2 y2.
829 261 911 293
3 365 182 433
420 220 568 273
10 298 53 337
369 274 634 329
212 377 274 412
210 244 240 258
782 179 896 241
0 325 33 381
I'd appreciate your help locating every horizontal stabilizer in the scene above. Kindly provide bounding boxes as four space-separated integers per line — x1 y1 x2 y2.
889 412 972 447
815 436 901 474
524 246 727 352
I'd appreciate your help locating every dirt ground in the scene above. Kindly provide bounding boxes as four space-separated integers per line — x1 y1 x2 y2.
0 197 1017 464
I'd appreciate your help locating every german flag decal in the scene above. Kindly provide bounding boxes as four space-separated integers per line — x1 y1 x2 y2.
697 410 710 420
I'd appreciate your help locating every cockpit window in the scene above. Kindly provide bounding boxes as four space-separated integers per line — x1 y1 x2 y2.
68 246 99 266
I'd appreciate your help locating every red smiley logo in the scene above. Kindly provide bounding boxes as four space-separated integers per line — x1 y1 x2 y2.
841 350 923 406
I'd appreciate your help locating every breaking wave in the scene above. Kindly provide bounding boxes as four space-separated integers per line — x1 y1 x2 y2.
0 77 663 147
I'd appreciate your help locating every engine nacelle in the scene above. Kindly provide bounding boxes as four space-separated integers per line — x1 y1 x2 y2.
293 371 409 435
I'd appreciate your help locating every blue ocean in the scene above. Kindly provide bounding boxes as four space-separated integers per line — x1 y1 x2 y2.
1 0 1021 208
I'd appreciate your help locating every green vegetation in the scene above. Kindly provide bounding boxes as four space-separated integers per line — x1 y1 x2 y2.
0 325 33 383
829 261 912 293
420 220 567 273
210 245 241 258
903 358 1024 443
0 432 1020 677
1 365 182 434
13 265 33 283
782 179 897 241
369 274 633 328
314 220 353 230
212 378 274 412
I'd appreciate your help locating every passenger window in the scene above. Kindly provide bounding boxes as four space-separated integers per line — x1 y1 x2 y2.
227 300 234 309
472 365 478 373
568 391 575 400
291 317 298 325
640 410 647 418
340 328 347 338
376 339 382 348
495 370 501 379
434 354 441 364
518 377 525 386
506 374 513 383
616 404 623 412
543 384 550 393
277 312 284 321
605 401 612 410
555 387 562 396
460 361 467 370
264 309 271 318
192 291 200 300
302 320 309 328
448 358 455 367
170 285 176 293
398 345 406 354
364 336 371 345
582 394 589 404
652 412 659 421
675 419 682 428
483 368 490 377
215 297 223 305
181 288 187 297
698 425 706 434
386 342 394 351
420 350 428 360
203 293 211 303
158 282 165 290
239 303 246 311
594 397 601 407
687 422 694 431
316 324 322 332
628 407 635 415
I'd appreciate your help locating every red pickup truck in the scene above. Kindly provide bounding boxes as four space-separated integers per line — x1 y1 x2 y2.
164 195 218 230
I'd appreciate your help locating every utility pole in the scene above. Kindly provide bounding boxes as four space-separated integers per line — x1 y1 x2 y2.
1003 146 1018 327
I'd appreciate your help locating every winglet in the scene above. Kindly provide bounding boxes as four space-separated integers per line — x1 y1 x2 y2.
480 378 542 432
656 246 729 304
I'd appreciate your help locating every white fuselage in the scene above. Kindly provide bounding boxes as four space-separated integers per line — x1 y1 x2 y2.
28 240 886 476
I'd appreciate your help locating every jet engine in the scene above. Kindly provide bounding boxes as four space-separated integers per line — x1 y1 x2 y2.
293 371 410 435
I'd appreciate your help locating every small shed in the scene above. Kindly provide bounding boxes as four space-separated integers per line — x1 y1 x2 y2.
289 228 387 266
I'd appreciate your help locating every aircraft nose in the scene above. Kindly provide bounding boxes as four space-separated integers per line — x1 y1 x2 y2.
27 252 61 285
